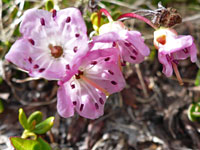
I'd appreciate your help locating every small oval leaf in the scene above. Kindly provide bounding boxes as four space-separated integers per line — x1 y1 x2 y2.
27 111 43 130
10 137 41 150
37 137 51 150
18 108 29 130
33 117 54 134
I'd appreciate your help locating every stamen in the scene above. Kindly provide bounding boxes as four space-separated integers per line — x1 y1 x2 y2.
40 18 45 26
104 57 110 61
71 84 75 89
80 75 110 96
91 61 97 65
111 81 117 85
95 103 99 109
99 98 104 105
75 33 80 38
39 68 45 73
33 64 39 69
52 9 57 18
130 56 136 60
80 104 84 111
112 42 116 47
28 57 32 64
183 48 189 53
28 39 35 45
156 35 166 45
73 46 78 53
172 62 184 85
66 17 71 23
66 64 70 70
72 101 77 105
108 70 114 75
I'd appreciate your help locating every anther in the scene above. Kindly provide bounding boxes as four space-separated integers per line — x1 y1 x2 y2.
91 61 97 65
52 9 57 18
130 56 136 60
40 18 45 26
71 84 75 89
28 57 32 64
99 98 104 105
108 70 114 75
75 33 80 38
111 81 117 85
39 68 45 73
33 64 39 69
104 57 110 61
72 101 77 106
73 46 78 53
66 64 70 70
66 17 71 23
95 103 99 109
80 104 84 111
28 39 35 45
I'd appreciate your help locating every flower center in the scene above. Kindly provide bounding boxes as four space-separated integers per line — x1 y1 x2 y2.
48 44 63 58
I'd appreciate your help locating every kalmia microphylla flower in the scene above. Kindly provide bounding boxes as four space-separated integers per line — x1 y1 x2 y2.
92 9 150 64
154 28 197 81
57 49 126 119
5 8 88 80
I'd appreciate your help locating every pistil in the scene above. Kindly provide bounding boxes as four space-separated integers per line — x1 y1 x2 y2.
49 44 63 58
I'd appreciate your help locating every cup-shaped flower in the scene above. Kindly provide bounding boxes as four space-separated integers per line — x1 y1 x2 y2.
5 8 88 80
154 28 197 77
57 49 126 119
92 21 150 64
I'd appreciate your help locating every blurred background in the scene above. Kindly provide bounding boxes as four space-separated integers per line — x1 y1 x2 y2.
0 0 200 149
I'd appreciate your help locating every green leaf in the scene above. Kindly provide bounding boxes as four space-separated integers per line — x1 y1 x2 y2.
37 137 51 150
10 137 41 150
195 69 200 86
188 103 200 122
33 117 54 134
21 130 37 140
27 111 43 130
0 99 4 113
19 108 29 130
45 0 54 11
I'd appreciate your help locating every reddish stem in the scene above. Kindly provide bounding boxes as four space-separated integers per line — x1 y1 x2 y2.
172 62 184 85
98 8 113 24
117 13 157 29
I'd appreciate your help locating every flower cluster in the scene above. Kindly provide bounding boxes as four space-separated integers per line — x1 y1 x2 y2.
5 7 198 119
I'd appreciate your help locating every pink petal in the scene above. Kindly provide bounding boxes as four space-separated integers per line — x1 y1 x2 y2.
6 8 89 80
58 79 106 119
158 52 173 77
57 84 75 118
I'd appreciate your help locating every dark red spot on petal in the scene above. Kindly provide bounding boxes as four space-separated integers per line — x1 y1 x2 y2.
66 17 71 23
108 70 114 75
130 56 136 60
99 98 104 105
91 61 97 65
131 47 138 55
73 46 78 53
28 57 32 64
66 64 70 70
121 61 126 66
52 9 57 18
71 84 75 89
166 54 171 62
75 33 80 38
183 48 189 53
72 101 77 106
40 18 45 26
28 39 35 45
39 68 45 73
112 42 116 47
34 64 39 69
173 59 179 65
80 104 84 111
111 81 117 85
124 42 131 47
95 103 99 109
104 57 110 61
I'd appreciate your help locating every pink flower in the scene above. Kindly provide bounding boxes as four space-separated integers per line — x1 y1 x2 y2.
5 8 88 80
57 49 126 119
154 28 197 77
92 21 150 64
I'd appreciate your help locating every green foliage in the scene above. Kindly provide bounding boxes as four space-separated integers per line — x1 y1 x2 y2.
0 99 4 113
19 108 29 130
10 137 41 150
33 117 54 134
188 103 200 122
195 69 200 86
11 108 54 150
45 0 54 11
